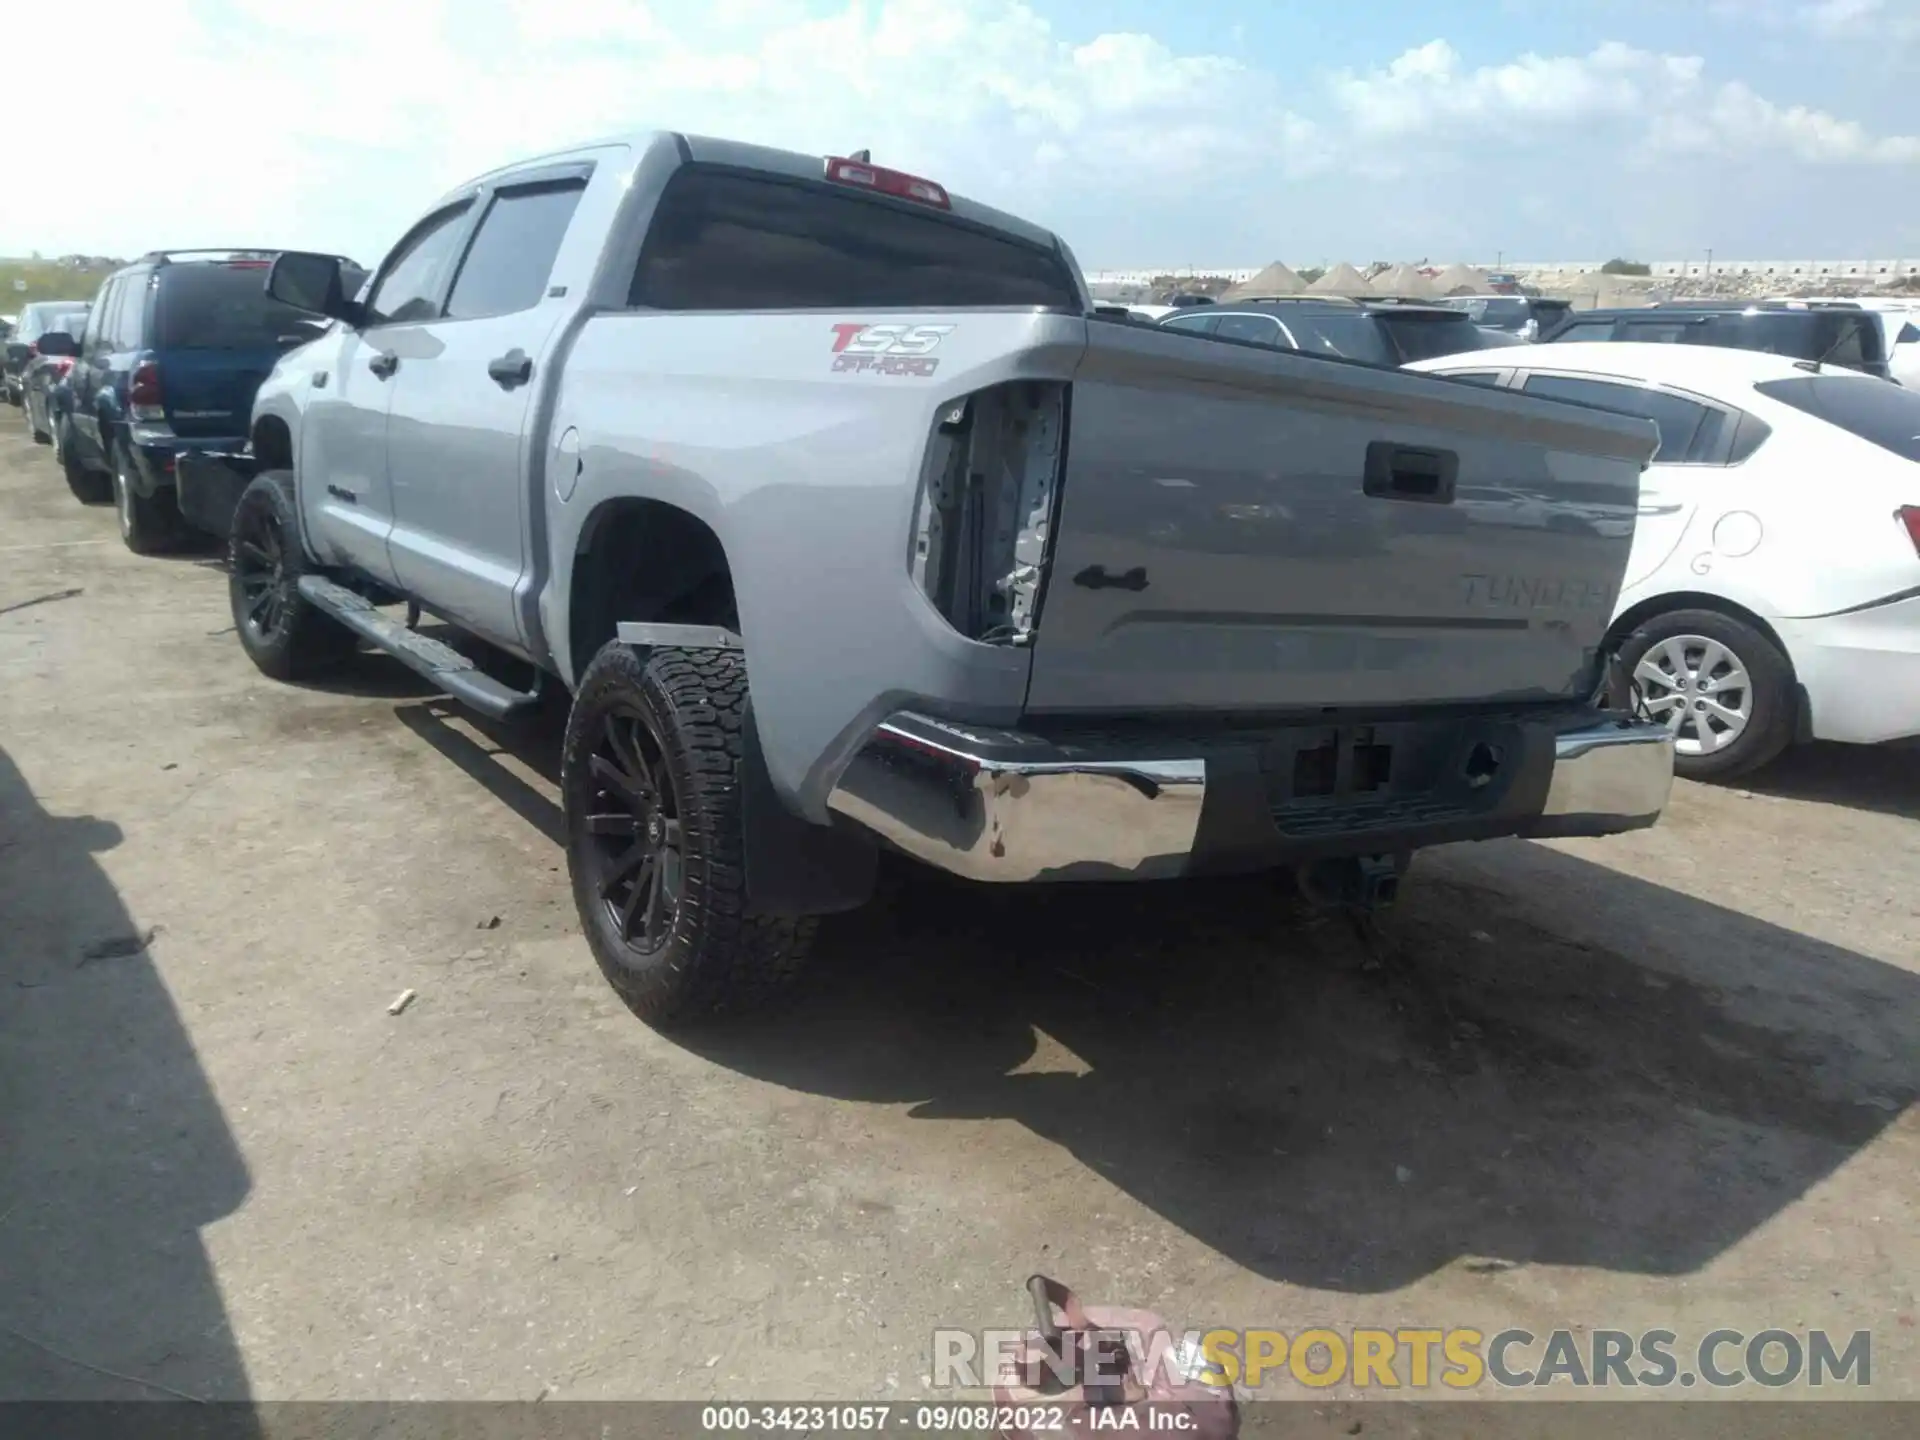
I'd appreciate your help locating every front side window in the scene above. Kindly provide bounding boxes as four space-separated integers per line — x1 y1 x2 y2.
366 202 474 325
1213 313 1283 346
630 167 1079 311
445 180 587 321
1522 373 1712 460
1160 313 1219 336
1755 375 1920 463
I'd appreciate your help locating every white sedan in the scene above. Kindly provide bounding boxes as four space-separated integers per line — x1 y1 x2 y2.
1408 342 1920 779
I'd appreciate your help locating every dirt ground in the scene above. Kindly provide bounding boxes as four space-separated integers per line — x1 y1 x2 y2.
1 405 1915 1424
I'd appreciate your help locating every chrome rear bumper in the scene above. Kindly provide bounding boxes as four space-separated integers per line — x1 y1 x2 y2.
1528 719 1676 838
825 714 1205 882
825 711 1673 883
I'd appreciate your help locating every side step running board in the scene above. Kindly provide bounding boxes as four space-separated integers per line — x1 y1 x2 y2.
296 575 543 721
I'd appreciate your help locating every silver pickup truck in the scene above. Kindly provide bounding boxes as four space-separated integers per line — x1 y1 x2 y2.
213 131 1674 1027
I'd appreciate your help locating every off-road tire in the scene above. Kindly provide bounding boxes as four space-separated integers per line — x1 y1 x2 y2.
562 642 815 1028
56 420 110 503
228 471 359 681
1616 607 1795 781
112 440 186 554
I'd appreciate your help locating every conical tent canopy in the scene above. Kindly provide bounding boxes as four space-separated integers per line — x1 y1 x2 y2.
1433 262 1489 296
1220 261 1306 301
1309 262 1371 295
1370 263 1435 298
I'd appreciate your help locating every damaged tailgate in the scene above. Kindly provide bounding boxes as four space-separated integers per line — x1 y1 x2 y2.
1026 324 1658 714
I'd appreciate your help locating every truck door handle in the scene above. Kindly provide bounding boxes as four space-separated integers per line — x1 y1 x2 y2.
1364 441 1458 504
368 352 398 380
487 349 533 389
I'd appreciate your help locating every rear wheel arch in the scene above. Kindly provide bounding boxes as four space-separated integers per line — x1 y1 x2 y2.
1606 590 1794 674
251 414 295 472
565 498 738 686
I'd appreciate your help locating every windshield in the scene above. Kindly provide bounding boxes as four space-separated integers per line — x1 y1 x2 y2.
155 264 331 350
1754 375 1920 463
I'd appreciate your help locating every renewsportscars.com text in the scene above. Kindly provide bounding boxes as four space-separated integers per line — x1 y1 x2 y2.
933 1325 1872 1391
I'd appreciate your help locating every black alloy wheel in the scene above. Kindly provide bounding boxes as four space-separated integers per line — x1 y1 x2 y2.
582 707 686 953
232 501 292 645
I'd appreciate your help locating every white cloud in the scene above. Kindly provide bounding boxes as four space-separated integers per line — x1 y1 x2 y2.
0 0 1915 267
1327 37 1919 167
1709 0 1920 37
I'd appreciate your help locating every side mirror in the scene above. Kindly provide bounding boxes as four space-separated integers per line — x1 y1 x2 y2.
267 252 360 324
35 331 79 358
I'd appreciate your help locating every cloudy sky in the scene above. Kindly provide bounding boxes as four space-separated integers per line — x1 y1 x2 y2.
4 0 1917 270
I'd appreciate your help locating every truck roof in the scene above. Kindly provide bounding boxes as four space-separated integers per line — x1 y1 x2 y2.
445 130 1066 258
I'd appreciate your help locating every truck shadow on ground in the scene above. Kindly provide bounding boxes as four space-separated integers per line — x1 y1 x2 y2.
400 699 1918 1295
701 857 1920 1296
1737 741 1920 822
0 748 256 1410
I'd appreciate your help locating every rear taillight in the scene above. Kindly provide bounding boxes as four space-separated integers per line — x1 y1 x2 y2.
1899 505 1920 556
910 381 1066 645
50 358 72 378
129 360 165 421
824 155 951 209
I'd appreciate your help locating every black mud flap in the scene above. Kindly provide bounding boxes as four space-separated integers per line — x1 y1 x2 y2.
175 449 258 539
741 699 877 917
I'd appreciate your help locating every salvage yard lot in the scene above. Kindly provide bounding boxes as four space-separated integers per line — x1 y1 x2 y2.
0 406 1916 1414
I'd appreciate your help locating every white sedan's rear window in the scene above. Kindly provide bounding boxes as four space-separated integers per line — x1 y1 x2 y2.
1755 376 1920 463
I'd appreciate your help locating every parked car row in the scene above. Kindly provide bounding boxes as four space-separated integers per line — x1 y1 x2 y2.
1154 294 1526 365
28 249 366 551
7 130 1680 1031
4 300 93 430
1145 291 1920 781
1407 342 1920 779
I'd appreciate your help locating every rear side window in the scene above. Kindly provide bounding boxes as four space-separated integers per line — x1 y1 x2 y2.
1754 375 1920 463
108 276 148 350
630 167 1079 311
1382 315 1494 363
445 180 587 320
156 265 328 350
1285 312 1395 366
1522 373 1712 460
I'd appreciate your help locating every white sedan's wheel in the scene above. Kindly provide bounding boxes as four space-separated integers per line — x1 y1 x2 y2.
1617 608 1794 781
1633 633 1753 757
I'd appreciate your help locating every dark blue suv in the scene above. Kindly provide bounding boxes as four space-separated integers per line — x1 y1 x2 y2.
46 250 363 552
